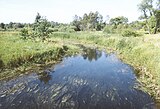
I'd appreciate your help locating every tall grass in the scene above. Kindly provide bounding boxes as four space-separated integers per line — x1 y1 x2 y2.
0 32 80 69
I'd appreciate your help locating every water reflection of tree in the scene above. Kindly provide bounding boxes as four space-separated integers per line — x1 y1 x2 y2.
82 48 102 61
38 71 52 84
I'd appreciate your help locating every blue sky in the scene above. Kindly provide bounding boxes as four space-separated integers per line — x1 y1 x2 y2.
0 0 141 23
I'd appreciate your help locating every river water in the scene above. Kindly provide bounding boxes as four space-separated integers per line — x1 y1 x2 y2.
0 48 157 109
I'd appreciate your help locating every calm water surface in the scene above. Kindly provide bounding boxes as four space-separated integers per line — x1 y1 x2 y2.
0 48 157 109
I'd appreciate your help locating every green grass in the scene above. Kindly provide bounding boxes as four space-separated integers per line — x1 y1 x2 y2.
0 32 80 67
0 31 81 80
0 32 53 66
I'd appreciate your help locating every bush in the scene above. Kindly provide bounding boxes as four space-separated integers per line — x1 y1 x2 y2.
103 25 115 34
52 28 58 32
121 29 142 37
20 28 29 39
58 26 75 33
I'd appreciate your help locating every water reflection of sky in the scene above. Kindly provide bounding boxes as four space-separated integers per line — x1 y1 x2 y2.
0 49 156 109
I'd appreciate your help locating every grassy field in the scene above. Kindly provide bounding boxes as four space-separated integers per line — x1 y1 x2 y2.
0 31 160 101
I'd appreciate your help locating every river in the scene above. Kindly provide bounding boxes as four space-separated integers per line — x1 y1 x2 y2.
0 48 157 109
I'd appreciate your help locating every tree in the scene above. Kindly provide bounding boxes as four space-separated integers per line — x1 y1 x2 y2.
154 10 160 33
72 15 82 31
32 13 53 40
154 0 160 33
109 16 128 28
86 11 104 31
72 11 105 31
81 13 88 30
8 22 13 28
13 23 24 29
0 23 5 29
139 0 154 17
35 13 41 23
138 0 160 34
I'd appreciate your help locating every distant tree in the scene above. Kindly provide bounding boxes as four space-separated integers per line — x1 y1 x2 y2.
72 15 82 31
138 0 160 34
0 23 5 29
35 13 41 23
84 11 104 31
16 23 24 28
109 16 128 28
32 13 53 40
8 22 13 28
138 0 154 33
81 13 88 30
50 21 60 28
72 11 105 31
138 0 154 18
154 9 160 33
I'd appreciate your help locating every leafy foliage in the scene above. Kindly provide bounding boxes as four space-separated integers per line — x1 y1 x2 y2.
109 16 128 28
0 23 5 29
20 28 29 39
33 19 52 39
121 29 142 37
103 25 115 34
138 0 160 34
31 13 53 40
154 9 160 33
103 16 129 34
72 11 105 31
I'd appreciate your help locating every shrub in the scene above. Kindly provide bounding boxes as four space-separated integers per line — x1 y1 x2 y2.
58 26 75 33
52 28 59 32
103 25 115 34
121 29 142 37
20 28 29 39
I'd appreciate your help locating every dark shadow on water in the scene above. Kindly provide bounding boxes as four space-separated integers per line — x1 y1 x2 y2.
0 47 158 109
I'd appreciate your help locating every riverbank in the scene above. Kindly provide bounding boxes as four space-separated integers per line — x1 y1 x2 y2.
0 32 81 80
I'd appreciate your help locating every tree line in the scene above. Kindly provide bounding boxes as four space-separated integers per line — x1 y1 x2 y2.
0 0 159 35
72 11 105 31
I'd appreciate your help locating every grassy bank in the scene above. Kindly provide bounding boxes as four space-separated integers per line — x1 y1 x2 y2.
49 32 160 101
0 32 80 80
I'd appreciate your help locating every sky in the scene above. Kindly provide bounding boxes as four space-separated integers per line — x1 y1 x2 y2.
0 0 142 23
